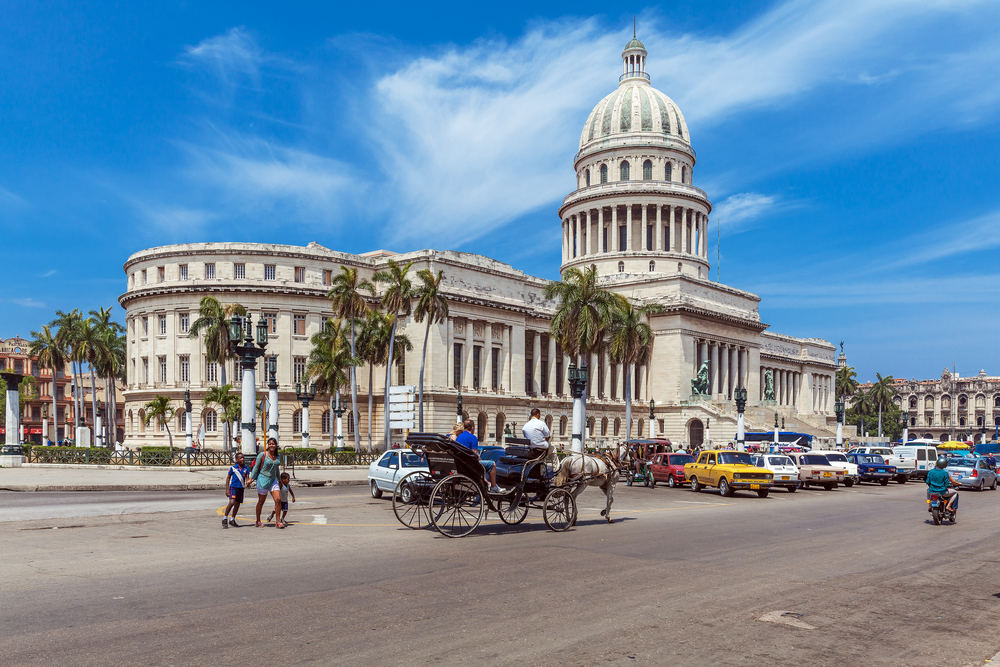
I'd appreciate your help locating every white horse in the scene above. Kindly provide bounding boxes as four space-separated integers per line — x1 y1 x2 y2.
552 448 621 524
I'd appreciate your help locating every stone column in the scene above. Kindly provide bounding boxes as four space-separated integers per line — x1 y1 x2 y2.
547 336 557 396
598 207 605 253
603 349 612 398
636 363 645 401
447 317 455 388
673 207 682 252
641 204 648 251
612 206 620 252
502 326 511 392
655 205 663 252
511 323 525 396
531 331 542 396
710 344 719 397
626 203 633 251
463 319 474 390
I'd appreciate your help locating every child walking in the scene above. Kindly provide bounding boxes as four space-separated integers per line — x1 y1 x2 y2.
223 452 250 528
267 472 296 526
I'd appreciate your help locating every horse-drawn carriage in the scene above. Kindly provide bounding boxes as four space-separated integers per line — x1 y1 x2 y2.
623 439 671 487
391 433 581 537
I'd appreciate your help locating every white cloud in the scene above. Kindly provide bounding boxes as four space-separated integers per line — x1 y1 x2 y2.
712 193 778 231
7 297 46 308
41 269 57 278
180 27 264 88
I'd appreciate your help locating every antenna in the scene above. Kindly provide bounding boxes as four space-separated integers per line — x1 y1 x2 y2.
717 218 720 282
634 16 636 38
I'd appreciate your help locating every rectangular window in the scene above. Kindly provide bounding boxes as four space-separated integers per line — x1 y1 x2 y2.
179 355 190 383
206 361 218 383
158 356 167 383
205 410 217 432
294 267 305 283
472 346 481 390
57 407 65 422
142 357 149 383
141 269 147 284
540 342 549 394
158 315 167 335
264 264 276 280
293 314 306 336
525 362 533 396
603 227 608 253
157 266 165 282
234 263 246 280
491 348 500 390
663 226 670 251
264 312 277 333
397 349 405 385
130 272 135 288
293 356 306 383
178 411 187 432
205 263 216 279
179 312 189 334
556 344 563 395
323 269 332 285
130 359 135 384
453 343 462 389
646 225 653 251
142 317 148 335
619 226 627 251
179 264 188 280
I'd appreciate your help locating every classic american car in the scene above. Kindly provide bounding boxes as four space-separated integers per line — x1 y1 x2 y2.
787 452 846 490
845 453 896 486
684 450 773 498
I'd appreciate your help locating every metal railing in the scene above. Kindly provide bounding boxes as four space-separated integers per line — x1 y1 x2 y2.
619 72 650 82
24 447 381 467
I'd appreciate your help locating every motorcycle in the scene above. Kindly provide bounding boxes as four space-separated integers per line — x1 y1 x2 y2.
927 491 958 525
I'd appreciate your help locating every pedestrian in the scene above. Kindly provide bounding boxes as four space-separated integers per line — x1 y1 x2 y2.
267 472 296 525
251 437 284 528
223 452 250 528
448 423 464 441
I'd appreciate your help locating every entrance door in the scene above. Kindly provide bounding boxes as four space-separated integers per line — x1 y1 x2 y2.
689 419 704 448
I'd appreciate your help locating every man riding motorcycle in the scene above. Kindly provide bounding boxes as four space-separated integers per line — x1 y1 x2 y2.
925 455 959 512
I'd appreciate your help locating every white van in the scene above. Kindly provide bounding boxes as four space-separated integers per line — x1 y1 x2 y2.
891 442 939 480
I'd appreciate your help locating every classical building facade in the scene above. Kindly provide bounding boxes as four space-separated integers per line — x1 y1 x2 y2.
1 336 76 443
119 36 840 450
879 370 1000 443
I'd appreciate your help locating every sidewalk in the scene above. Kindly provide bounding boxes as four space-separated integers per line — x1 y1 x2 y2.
0 465 369 492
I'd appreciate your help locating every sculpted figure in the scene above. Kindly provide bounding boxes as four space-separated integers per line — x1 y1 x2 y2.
763 370 776 401
690 361 710 396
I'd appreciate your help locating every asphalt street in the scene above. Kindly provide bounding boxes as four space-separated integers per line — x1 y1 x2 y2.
2 481 999 667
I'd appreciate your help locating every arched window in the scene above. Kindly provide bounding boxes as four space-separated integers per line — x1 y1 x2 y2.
649 261 655 272
600 164 608 183
614 418 621 436
559 415 567 436
995 395 1000 407
909 396 917 408
618 261 625 273
601 417 608 436
959 395 967 406
642 160 652 180
138 409 146 434
620 161 630 181
977 416 983 427
585 170 590 187
322 410 330 434
545 415 553 432
203 409 216 433
976 395 985 409
638 419 644 437
293 409 303 434
347 412 354 435
960 417 966 427
496 413 506 442
925 396 934 410
178 411 187 432
681 166 687 183
665 162 672 181
477 412 487 441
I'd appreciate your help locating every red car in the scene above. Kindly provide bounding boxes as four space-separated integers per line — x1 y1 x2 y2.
649 452 697 488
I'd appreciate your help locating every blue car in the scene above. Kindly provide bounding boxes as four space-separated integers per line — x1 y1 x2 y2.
846 453 896 486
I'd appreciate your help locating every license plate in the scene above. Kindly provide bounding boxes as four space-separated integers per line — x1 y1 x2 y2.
781 476 790 480
750 484 760 490
823 472 832 477
878 469 885 473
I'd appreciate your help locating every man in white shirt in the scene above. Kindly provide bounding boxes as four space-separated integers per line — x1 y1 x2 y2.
521 408 551 450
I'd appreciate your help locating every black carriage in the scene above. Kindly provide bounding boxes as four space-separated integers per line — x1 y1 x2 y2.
391 433 578 537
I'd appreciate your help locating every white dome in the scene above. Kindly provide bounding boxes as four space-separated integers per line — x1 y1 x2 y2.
579 82 690 152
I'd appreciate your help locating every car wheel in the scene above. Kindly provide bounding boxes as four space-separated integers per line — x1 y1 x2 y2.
719 477 733 497
896 475 908 484
757 489 769 498
824 483 835 491
690 477 701 492
991 478 997 491
975 480 985 492
667 475 677 488
370 480 383 499
879 478 889 486
844 479 854 488
786 484 796 493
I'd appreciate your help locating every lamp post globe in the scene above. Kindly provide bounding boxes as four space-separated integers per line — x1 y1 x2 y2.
567 362 589 454
734 387 747 450
184 389 193 450
232 313 268 456
835 399 845 449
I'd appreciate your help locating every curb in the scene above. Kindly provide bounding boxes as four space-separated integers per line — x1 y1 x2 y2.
0 480 367 492
20 463 371 471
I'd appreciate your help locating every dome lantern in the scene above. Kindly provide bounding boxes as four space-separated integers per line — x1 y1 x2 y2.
621 28 648 85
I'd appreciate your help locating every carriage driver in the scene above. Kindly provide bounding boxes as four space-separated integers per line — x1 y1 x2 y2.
522 408 552 453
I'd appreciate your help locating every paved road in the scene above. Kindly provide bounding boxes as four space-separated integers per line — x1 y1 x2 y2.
2 481 999 667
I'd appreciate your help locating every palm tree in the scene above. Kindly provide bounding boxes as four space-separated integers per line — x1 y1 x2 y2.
606 296 666 442
544 265 618 451
851 388 875 437
51 309 84 428
357 310 412 451
204 385 239 451
306 318 362 449
29 325 65 444
75 317 108 441
372 260 414 448
836 365 859 404
412 268 449 432
143 395 177 452
869 373 897 437
189 296 245 449
89 307 125 445
327 266 374 450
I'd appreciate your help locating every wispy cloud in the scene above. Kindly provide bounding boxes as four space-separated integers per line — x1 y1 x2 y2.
0 185 27 207
179 27 265 88
41 269 57 278
712 193 779 232
6 297 46 308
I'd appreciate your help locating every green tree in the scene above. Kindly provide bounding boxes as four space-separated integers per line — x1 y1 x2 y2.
50 309 85 426
143 395 177 452
849 388 875 438
357 310 412 451
412 268 449 432
606 297 666 442
327 266 374 450
372 260 414 448
189 296 245 449
89 307 126 444
203 385 240 451
29 324 65 443
74 317 108 438
307 318 362 449
869 373 897 437
836 365 858 402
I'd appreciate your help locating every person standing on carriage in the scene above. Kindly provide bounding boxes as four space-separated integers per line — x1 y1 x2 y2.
522 408 552 453
456 420 500 493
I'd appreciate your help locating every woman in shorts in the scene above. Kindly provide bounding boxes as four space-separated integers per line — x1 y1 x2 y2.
251 438 284 528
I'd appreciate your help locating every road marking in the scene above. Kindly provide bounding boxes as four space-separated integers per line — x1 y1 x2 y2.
312 514 327 524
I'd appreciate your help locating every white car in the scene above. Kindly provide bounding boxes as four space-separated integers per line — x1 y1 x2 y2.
751 454 801 492
367 449 429 499
812 450 858 487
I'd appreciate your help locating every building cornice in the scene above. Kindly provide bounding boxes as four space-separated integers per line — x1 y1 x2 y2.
559 180 711 217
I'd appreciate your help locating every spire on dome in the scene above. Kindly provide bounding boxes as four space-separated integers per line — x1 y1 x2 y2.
621 26 648 84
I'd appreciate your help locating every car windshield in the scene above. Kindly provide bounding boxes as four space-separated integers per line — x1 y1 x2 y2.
824 453 848 463
401 452 424 467
801 455 830 465
947 459 975 468
768 456 793 466
669 454 694 465
719 452 753 465
860 455 884 464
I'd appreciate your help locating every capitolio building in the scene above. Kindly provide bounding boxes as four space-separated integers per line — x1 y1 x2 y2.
119 36 840 450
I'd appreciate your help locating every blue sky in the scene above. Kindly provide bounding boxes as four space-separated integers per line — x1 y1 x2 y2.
3 0 1000 384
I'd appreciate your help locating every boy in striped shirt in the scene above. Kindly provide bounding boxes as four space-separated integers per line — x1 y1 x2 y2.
223 452 250 528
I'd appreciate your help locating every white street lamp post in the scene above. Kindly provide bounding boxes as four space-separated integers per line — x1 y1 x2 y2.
229 314 269 457
267 355 279 444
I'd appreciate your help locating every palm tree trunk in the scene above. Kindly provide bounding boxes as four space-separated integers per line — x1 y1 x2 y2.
350 322 360 450
72 360 81 428
89 365 98 443
878 404 883 438
329 394 335 448
418 317 431 432
165 422 173 453
383 314 398 449
625 362 633 442
51 369 59 444
368 363 374 452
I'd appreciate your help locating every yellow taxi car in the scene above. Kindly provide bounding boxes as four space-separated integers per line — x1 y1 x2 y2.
684 449 773 498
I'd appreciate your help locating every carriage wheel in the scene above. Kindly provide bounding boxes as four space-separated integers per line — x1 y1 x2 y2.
392 471 433 529
543 488 577 532
429 474 484 538
495 492 529 525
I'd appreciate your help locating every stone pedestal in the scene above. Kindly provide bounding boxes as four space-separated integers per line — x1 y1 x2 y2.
75 426 92 448
0 454 24 467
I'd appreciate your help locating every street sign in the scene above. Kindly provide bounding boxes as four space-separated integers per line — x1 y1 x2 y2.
389 411 415 420
388 394 413 403
390 420 415 429
389 385 415 394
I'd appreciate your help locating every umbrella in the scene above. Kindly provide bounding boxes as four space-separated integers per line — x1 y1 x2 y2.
938 441 969 451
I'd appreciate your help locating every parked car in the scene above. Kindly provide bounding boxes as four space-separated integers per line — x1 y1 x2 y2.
787 452 846 490
890 444 938 480
750 454 801 492
367 449 429 498
811 450 857 487
684 450 773 498
946 457 998 491
845 453 896 485
648 452 696 487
